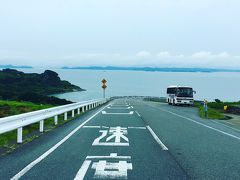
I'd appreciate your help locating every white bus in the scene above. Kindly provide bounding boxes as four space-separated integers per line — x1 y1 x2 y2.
166 85 195 105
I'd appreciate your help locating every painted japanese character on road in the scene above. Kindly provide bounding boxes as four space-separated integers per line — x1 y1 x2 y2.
74 153 132 180
92 126 129 146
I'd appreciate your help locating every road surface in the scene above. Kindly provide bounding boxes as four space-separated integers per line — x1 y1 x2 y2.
1 98 240 179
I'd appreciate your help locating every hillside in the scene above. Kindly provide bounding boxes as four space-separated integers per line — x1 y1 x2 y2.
0 69 84 105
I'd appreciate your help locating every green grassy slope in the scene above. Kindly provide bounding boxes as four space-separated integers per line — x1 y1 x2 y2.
0 100 55 146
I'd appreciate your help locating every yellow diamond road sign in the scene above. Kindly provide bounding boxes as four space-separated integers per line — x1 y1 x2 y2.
102 84 107 89
102 79 107 84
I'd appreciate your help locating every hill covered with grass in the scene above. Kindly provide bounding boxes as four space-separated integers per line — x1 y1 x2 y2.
0 69 84 105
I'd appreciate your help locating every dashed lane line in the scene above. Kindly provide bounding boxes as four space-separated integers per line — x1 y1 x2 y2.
135 111 141 117
146 125 168 151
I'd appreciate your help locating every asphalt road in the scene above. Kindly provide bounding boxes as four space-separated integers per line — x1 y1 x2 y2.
1 98 240 179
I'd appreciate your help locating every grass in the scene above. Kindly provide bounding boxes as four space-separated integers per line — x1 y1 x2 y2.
0 100 53 118
194 103 227 119
0 100 55 146
193 101 240 120
0 99 104 150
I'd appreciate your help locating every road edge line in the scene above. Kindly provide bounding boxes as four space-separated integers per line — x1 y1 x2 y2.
146 125 168 151
161 107 240 141
10 104 110 180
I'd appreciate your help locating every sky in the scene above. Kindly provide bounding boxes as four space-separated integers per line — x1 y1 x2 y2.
0 0 240 68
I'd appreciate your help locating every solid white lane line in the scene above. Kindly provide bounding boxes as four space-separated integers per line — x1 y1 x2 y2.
147 103 240 141
74 160 91 180
135 111 141 117
10 104 110 180
146 125 168 151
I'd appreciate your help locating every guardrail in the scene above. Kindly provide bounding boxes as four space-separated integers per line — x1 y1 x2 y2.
0 98 107 143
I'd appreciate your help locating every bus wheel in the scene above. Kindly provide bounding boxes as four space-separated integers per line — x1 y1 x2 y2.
168 99 171 105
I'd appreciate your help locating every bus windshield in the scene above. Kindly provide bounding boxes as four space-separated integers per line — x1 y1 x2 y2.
176 88 193 97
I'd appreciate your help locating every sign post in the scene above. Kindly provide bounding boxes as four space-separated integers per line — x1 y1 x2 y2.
102 79 107 98
204 99 207 118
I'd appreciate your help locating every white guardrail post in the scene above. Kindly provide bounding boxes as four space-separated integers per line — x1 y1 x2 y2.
64 112 68 120
54 115 58 125
72 110 75 117
40 120 44 132
0 98 107 144
17 127 23 143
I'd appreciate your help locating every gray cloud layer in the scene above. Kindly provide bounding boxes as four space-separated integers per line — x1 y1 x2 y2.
0 0 240 68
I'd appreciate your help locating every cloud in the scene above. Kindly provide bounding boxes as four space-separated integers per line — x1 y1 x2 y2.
0 50 240 69
191 51 230 59
157 52 184 58
136 50 151 57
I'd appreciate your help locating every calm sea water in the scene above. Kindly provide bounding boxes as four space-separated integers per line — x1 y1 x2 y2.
10 68 240 102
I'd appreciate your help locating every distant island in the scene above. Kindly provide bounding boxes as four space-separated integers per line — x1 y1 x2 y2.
0 65 33 69
0 69 85 105
62 66 240 72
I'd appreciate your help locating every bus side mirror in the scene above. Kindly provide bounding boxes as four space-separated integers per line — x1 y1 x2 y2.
193 90 196 94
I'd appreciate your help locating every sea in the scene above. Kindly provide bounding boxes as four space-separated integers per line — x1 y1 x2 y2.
6 68 240 102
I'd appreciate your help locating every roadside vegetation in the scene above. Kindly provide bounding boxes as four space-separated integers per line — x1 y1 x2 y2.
0 100 54 147
0 68 84 105
0 99 99 155
194 99 240 120
150 98 240 120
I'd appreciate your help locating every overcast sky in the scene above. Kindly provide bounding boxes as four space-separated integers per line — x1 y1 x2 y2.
0 0 240 68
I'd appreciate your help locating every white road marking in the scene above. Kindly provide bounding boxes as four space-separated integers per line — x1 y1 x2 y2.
92 127 129 146
135 111 141 117
10 104 110 180
146 125 168 151
102 126 109 129
150 105 240 141
86 153 131 160
83 126 101 128
128 127 146 129
74 160 92 180
211 120 240 133
74 153 132 180
102 111 134 115
107 107 132 109
92 142 129 146
92 160 132 179
82 126 146 129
